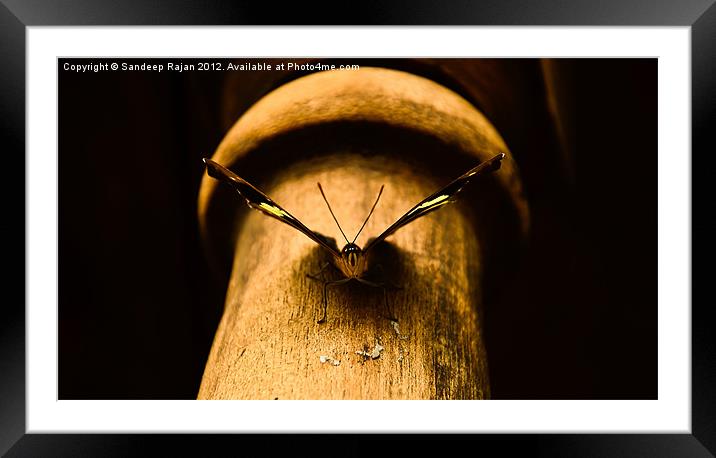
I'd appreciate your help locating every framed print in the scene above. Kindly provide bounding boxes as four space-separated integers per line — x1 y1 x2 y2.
3 0 712 455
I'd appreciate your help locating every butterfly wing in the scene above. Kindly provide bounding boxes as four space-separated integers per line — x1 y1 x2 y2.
204 158 341 258
363 152 505 252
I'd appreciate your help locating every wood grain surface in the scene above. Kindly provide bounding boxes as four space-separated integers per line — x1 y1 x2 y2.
197 67 527 400
197 155 490 399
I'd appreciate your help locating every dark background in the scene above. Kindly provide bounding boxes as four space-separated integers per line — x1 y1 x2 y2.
58 58 656 400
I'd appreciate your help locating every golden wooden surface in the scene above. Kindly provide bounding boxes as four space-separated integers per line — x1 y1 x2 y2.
197 66 527 399
198 155 489 399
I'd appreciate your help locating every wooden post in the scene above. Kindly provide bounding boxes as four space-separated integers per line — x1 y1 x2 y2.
197 68 527 399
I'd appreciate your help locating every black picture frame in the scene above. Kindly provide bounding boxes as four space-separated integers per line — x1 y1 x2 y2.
2 1 711 456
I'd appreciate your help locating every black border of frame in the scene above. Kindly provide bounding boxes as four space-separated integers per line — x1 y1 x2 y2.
2 1 712 456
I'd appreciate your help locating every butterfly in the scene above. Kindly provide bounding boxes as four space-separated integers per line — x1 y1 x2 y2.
203 152 505 323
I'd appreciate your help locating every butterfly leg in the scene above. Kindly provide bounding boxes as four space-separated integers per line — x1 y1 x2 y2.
356 277 398 322
382 287 398 323
318 278 352 324
306 262 331 282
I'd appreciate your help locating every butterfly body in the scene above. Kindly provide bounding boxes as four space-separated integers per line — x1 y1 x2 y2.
338 243 368 279
203 152 505 322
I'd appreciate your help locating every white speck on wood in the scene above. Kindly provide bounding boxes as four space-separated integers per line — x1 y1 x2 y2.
319 355 341 366
356 341 384 360
371 343 384 359
391 320 409 340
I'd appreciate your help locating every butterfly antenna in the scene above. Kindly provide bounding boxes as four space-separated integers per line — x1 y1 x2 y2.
317 183 350 245
352 185 384 244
